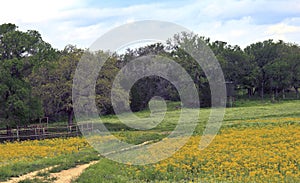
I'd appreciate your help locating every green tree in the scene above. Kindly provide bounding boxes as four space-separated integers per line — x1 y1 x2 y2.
283 44 300 98
29 45 82 125
30 47 123 124
0 23 54 61
0 23 54 127
121 43 178 111
0 59 43 127
96 51 124 114
167 32 215 106
245 40 280 99
212 42 256 97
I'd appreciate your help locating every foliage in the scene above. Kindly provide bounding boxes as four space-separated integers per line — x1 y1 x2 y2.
29 45 82 125
245 40 300 98
1 22 300 126
0 59 43 126
0 23 56 126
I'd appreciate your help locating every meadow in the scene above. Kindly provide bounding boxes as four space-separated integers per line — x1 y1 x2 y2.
0 137 100 182
0 99 299 182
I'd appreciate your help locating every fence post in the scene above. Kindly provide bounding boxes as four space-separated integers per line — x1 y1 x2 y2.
16 129 19 141
42 128 45 139
34 128 37 139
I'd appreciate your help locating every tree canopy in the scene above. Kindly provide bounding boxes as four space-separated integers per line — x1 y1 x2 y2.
0 23 299 127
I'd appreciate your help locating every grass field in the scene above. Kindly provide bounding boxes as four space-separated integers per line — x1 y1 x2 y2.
0 99 299 182
75 99 300 182
0 138 100 182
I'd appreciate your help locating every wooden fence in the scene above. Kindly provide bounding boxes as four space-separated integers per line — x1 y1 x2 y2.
0 123 95 142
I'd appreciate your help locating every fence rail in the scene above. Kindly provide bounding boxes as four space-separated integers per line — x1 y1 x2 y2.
0 123 95 142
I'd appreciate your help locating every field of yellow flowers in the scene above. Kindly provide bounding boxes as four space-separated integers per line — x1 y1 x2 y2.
1 100 300 182
150 123 300 182
0 137 89 167
0 137 100 182
75 101 300 183
76 121 300 182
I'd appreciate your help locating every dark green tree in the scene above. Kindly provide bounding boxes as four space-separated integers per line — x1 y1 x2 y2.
0 59 43 127
245 40 280 99
29 45 82 125
0 23 54 127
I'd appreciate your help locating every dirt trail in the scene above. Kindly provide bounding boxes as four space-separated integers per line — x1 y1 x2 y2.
2 166 54 183
1 161 98 183
2 140 154 183
51 161 99 183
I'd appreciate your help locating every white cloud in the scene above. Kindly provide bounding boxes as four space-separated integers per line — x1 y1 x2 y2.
267 23 300 35
264 19 300 44
0 0 83 23
1 0 300 49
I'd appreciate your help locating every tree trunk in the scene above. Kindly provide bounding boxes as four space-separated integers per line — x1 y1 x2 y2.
68 109 73 126
271 93 275 103
247 88 252 98
295 87 299 99
261 82 264 100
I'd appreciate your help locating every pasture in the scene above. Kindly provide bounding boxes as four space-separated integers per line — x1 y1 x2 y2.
0 99 299 182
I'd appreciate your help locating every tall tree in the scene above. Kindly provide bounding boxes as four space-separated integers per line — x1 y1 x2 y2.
29 45 82 125
123 43 179 111
0 23 53 61
244 40 280 99
284 44 300 98
0 23 54 127
213 43 256 96
0 59 43 127
167 32 215 106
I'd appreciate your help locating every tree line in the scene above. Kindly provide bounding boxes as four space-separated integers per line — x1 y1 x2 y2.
0 23 299 127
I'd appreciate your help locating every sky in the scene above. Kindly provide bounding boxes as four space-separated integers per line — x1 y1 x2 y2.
1 0 300 50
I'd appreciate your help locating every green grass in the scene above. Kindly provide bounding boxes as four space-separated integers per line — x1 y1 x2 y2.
36 171 50 177
112 131 166 145
96 99 300 136
44 98 300 134
18 176 57 183
18 178 50 183
1 99 300 182
73 99 300 183
72 159 131 183
0 148 100 182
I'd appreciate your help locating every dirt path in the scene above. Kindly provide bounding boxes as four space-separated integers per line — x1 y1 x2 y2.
51 161 99 183
2 166 54 183
1 140 154 183
1 161 98 183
